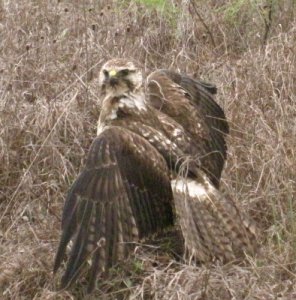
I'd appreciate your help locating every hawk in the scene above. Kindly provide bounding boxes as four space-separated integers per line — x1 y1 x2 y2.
54 58 257 292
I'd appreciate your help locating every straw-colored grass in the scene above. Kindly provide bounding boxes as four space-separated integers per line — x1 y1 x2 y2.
1 1 295 299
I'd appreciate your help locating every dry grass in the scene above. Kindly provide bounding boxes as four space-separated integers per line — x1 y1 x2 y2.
0 0 295 299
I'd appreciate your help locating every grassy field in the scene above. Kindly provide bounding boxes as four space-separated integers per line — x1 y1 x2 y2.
0 0 295 299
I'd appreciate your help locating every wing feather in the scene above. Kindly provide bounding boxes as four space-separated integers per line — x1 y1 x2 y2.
148 70 229 135
54 127 174 291
147 70 229 187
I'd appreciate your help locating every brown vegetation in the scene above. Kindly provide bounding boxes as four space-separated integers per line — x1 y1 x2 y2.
0 0 295 299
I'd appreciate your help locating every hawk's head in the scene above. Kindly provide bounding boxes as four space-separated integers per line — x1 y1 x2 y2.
99 58 143 98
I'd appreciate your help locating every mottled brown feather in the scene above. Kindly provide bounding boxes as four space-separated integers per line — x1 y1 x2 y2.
54 59 258 293
147 70 228 188
54 127 174 291
172 175 257 263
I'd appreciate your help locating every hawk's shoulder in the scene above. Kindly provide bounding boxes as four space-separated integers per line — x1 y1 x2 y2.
146 69 228 135
146 69 229 187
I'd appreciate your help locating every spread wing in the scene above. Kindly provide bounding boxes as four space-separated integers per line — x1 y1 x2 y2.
147 70 229 188
54 127 174 292
146 71 257 262
147 69 228 135
172 175 257 262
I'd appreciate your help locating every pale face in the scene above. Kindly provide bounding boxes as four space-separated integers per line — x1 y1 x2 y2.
99 59 143 98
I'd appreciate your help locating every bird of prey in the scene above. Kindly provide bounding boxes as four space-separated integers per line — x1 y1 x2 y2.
54 58 257 292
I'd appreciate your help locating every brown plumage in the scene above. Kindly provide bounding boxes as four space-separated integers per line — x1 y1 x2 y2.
54 58 257 292
147 69 229 188
172 176 256 262
54 127 174 291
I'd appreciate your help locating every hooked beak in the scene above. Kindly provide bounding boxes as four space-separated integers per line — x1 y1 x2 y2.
105 70 118 87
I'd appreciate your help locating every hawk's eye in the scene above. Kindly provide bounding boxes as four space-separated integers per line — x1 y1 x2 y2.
103 69 109 77
120 69 129 76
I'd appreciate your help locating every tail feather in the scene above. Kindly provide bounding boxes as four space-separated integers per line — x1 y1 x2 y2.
172 175 257 263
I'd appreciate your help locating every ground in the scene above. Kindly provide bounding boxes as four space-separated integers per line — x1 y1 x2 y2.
0 1 296 299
